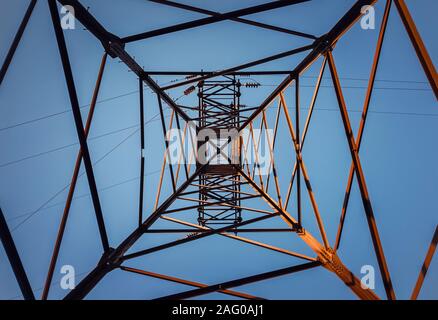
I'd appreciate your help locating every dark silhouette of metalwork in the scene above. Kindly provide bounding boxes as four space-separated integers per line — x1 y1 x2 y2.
0 0 437 300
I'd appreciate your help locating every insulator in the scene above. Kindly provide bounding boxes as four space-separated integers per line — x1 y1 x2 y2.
186 232 200 238
184 86 196 96
245 82 260 88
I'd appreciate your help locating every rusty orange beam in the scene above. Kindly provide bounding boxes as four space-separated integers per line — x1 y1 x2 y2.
280 93 330 249
216 166 380 300
120 266 261 300
394 0 438 99
41 52 108 300
265 99 282 192
153 110 175 211
284 57 327 210
161 215 316 261
249 122 266 190
262 111 283 209
411 226 438 300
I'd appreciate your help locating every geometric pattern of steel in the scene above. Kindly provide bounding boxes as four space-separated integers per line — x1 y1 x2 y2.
0 0 436 300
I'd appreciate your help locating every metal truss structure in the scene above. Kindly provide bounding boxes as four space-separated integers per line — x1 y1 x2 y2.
0 0 437 300
196 77 243 226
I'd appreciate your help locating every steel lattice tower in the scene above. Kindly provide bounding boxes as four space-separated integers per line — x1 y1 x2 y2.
0 0 437 301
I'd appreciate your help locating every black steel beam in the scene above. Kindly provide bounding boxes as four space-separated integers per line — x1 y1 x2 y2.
155 261 321 300
56 0 122 56
149 0 316 40
63 251 115 300
45 0 395 301
122 0 310 43
0 208 35 300
144 228 295 233
144 70 294 76
49 0 110 252
0 0 37 86
42 52 108 300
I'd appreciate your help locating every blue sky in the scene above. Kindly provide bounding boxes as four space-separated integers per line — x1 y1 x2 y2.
0 0 437 300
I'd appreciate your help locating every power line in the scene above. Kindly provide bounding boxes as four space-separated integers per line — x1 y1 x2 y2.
7 169 162 225
2 80 435 230
259 84 432 92
0 78 432 133
0 76 185 133
10 99 436 231
0 116 168 168
0 90 140 132
2 103 437 169
10 112 164 232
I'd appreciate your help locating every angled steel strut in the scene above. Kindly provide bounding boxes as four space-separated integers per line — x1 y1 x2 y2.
0 208 35 300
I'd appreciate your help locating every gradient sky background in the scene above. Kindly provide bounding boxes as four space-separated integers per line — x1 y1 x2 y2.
0 0 437 300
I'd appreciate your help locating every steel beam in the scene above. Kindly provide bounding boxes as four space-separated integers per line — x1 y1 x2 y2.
143 71 294 76
31 0 432 301
64 165 208 299
295 76 302 225
161 44 314 91
120 266 262 300
394 0 438 99
279 92 330 249
239 0 377 132
56 0 121 55
63 251 115 300
144 228 298 233
122 0 310 43
334 0 391 251
121 214 279 261
0 208 35 300
49 0 110 252
160 216 316 261
157 94 177 192
238 166 379 300
411 226 437 300
0 0 37 86
327 51 396 300
138 77 145 227
42 52 108 300
56 0 193 124
155 261 321 300
149 0 316 40
284 57 327 210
